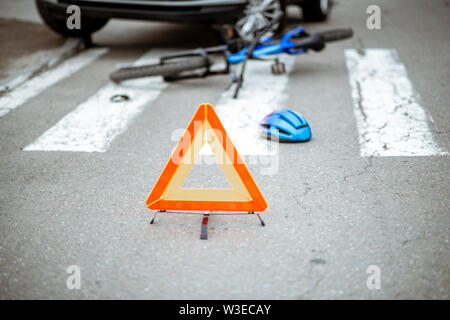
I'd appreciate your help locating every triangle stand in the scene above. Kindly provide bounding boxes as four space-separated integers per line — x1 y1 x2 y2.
149 210 265 240
146 103 268 240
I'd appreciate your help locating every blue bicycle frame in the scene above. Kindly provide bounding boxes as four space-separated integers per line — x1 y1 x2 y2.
228 27 307 64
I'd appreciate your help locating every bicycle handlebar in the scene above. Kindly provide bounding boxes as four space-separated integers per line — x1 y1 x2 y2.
293 33 325 51
318 28 353 42
293 28 353 51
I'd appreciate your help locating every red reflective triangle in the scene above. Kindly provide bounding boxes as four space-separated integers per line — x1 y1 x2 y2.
146 103 267 212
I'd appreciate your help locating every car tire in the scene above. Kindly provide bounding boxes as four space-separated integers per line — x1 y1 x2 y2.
36 0 109 37
301 0 330 22
234 0 287 41
109 57 210 83
277 0 287 34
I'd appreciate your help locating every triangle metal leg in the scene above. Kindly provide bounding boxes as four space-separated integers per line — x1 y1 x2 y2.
256 214 265 227
249 212 265 227
200 214 210 240
150 211 157 224
150 210 165 224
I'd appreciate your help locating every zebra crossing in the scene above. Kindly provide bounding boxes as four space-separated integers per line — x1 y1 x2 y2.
1 45 448 157
0 47 108 117
24 50 167 152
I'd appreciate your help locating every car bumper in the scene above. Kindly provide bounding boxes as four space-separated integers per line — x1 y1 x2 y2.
43 0 248 23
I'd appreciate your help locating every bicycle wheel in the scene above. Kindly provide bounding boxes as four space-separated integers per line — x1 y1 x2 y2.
109 57 209 83
317 28 353 43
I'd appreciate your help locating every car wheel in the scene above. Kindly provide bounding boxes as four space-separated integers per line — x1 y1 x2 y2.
301 0 330 22
36 0 109 37
235 0 287 41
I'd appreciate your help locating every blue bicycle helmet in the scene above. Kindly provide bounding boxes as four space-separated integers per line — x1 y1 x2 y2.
260 109 311 142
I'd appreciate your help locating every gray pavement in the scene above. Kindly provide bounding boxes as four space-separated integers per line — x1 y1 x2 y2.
0 0 449 299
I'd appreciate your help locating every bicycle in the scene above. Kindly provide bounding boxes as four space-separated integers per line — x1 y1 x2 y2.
109 14 353 98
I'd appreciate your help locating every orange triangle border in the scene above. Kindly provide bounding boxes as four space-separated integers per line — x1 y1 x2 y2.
146 103 268 212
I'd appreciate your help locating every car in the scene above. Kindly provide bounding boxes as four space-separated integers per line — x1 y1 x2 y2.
36 0 330 40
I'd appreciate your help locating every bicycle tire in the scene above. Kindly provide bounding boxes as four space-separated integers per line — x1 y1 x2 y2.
317 28 353 43
109 57 209 83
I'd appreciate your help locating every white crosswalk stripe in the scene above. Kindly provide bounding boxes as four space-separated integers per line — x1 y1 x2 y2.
0 38 83 94
345 48 448 156
24 51 167 152
0 47 108 117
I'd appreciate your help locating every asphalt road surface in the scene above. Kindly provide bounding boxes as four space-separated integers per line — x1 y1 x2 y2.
0 0 449 299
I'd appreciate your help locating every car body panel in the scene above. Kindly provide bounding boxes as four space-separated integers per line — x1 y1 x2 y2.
42 0 248 23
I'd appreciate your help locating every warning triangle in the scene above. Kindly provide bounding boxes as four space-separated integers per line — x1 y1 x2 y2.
146 103 267 212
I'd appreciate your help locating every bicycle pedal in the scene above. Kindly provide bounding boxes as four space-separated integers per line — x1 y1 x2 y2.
271 61 286 75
